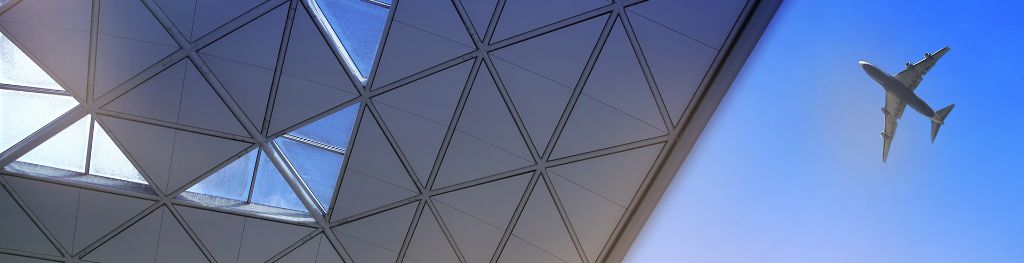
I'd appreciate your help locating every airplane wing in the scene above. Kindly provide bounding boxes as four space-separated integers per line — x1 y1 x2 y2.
895 46 949 90
881 91 906 162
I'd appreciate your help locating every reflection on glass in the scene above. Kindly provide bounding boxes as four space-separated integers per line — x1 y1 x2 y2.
251 151 308 211
18 116 90 172
315 0 389 77
289 102 360 149
0 89 76 152
186 149 258 200
0 33 62 90
89 122 147 184
277 138 345 209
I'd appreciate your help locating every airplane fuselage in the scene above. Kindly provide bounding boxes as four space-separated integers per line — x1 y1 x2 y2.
859 62 936 118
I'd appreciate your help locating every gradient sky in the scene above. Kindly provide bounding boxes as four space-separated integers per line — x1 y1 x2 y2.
624 1 1024 262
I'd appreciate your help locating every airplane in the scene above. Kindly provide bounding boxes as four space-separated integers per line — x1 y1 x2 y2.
859 47 954 163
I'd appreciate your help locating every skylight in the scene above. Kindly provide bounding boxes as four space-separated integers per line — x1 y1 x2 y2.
0 31 147 187
183 103 361 214
309 0 391 78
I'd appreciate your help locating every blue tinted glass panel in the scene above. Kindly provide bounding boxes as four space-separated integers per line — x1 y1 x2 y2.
186 149 257 200
252 151 308 212
276 138 344 210
289 103 360 149
316 0 389 76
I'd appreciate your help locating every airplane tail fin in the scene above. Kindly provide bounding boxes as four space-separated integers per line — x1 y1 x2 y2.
930 104 955 143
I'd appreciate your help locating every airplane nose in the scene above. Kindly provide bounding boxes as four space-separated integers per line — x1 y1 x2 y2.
858 61 870 66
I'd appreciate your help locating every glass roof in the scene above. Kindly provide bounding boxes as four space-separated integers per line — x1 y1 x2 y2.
311 0 390 78
184 103 361 213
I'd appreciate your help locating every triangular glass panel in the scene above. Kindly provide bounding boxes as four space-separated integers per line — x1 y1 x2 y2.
181 148 310 219
184 148 258 201
89 121 147 184
15 115 90 173
0 89 77 152
310 0 391 77
0 32 63 90
7 115 153 193
275 102 361 211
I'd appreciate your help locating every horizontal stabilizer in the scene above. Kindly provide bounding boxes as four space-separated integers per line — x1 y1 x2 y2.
930 104 955 142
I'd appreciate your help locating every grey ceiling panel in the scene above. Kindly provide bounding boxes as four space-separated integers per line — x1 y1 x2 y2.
491 0 608 42
549 144 663 207
167 129 251 192
277 234 343 263
629 12 719 126
551 93 665 159
549 175 624 262
96 115 176 190
236 216 315 263
581 20 665 133
82 208 163 262
433 201 503 263
499 235 568 263
0 253 56 263
0 0 778 261
153 0 196 40
0 14 89 97
434 67 532 188
199 4 286 128
277 234 321 263
374 61 471 183
72 188 154 254
104 60 187 124
314 234 343 263
627 0 747 49
371 4 475 89
335 203 416 263
104 60 247 136
0 182 59 256
332 168 417 222
344 109 417 191
403 208 460 263
176 206 246 263
94 0 179 99
392 0 474 48
199 55 273 130
99 116 250 193
0 0 90 31
491 17 604 152
460 0 498 40
332 109 418 221
176 61 249 136
281 7 357 94
2 176 80 253
153 209 209 263
83 207 207 263
434 174 530 263
505 179 581 263
270 7 359 134
193 0 269 42
491 17 603 89
270 75 358 135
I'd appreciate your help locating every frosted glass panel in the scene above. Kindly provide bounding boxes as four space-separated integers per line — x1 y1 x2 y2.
89 122 147 184
18 116 90 172
252 151 308 212
277 138 344 209
0 33 62 90
289 102 360 149
315 0 389 76
0 90 76 152
187 149 258 201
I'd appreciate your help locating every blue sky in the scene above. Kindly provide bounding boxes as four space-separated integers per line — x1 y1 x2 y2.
625 1 1024 262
